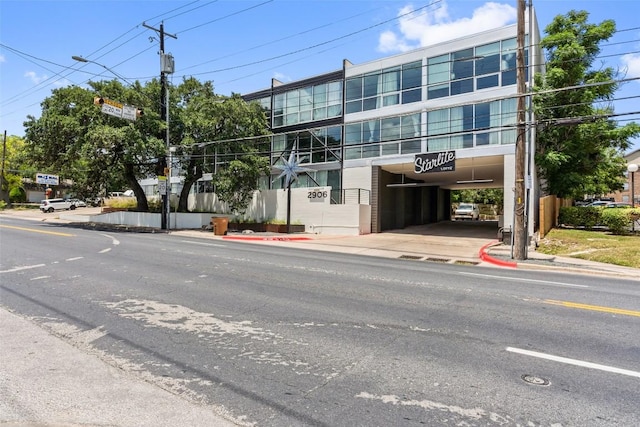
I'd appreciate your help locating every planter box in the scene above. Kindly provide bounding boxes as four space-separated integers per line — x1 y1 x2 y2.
229 223 304 233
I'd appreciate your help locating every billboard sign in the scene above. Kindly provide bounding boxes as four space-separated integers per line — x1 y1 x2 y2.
414 151 456 174
36 173 59 185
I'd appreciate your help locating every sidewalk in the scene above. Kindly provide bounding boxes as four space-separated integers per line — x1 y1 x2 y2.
0 308 237 427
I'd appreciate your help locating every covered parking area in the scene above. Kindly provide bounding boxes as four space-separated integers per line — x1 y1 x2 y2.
370 150 512 235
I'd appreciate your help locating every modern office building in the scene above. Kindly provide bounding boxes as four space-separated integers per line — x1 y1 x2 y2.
241 13 542 238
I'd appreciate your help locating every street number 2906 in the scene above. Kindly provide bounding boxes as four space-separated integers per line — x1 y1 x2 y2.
308 190 327 199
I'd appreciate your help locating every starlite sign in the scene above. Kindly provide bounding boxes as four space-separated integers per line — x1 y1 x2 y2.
414 151 456 174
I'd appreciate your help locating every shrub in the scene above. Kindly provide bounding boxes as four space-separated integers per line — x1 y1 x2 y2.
600 209 632 234
558 206 602 229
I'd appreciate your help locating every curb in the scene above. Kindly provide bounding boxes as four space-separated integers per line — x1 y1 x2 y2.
222 235 312 242
478 240 517 268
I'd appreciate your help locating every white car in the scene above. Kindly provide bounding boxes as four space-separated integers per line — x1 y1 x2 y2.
69 198 87 208
40 198 75 213
454 203 480 220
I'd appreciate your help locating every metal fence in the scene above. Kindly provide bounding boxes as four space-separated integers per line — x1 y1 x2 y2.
330 188 370 205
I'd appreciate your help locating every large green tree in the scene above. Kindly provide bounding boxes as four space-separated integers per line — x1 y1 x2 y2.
23 80 164 210
172 78 271 213
533 10 640 199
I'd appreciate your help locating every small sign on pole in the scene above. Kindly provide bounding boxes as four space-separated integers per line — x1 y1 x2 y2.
36 173 59 186
158 176 167 195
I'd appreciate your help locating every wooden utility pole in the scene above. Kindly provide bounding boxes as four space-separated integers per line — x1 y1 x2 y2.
513 0 527 260
143 22 176 230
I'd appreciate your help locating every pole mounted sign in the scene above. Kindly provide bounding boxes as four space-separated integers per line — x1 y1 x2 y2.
94 97 141 121
36 173 59 186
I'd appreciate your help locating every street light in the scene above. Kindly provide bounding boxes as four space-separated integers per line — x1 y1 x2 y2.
71 56 134 86
628 163 638 208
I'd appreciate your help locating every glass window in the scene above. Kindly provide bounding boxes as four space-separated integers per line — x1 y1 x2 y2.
313 83 327 105
381 141 399 156
382 67 400 93
328 81 342 104
428 54 449 84
300 87 312 111
401 139 422 154
286 90 299 112
273 94 284 116
381 117 400 141
345 123 361 145
475 42 500 75
402 61 422 89
428 83 449 99
346 100 362 114
451 78 473 95
346 77 362 101
364 120 380 143
402 88 421 104
363 97 378 111
313 107 327 120
327 104 342 117
428 109 449 136
363 73 380 98
452 48 474 80
401 114 421 138
428 137 449 152
477 74 499 90
383 94 399 107
475 103 491 129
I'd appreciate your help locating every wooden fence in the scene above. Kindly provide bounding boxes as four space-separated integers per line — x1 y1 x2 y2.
539 195 572 238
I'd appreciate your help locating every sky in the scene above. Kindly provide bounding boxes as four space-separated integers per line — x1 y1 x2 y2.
1 0 640 153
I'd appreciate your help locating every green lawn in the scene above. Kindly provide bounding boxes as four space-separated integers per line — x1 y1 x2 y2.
538 228 640 269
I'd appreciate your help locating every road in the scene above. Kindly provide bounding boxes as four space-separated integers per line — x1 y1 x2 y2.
1 216 639 426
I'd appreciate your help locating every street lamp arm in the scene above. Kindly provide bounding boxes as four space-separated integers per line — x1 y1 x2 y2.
71 56 134 87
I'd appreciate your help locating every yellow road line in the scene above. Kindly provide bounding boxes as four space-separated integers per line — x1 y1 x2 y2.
0 224 74 237
544 299 640 318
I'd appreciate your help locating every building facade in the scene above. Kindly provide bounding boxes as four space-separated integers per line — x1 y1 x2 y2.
242 15 543 237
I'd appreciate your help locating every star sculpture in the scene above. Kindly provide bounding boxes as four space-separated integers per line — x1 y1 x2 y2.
274 150 313 189
274 150 314 233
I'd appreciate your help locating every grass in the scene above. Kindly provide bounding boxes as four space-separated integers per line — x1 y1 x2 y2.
538 228 640 268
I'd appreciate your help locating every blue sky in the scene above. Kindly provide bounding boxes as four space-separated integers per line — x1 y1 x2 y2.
1 0 639 152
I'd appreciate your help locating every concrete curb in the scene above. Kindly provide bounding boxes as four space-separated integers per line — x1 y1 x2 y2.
478 240 517 268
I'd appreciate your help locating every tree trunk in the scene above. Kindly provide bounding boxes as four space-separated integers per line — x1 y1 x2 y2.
177 156 203 212
124 162 149 211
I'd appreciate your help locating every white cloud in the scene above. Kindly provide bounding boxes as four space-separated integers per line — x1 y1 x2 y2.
378 1 517 53
621 53 640 80
25 71 48 84
273 72 292 83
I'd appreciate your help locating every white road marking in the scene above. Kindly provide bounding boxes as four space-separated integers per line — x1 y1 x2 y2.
31 276 50 280
100 233 120 245
99 248 112 253
66 257 84 262
506 347 640 378
459 272 588 288
180 240 226 248
0 264 46 274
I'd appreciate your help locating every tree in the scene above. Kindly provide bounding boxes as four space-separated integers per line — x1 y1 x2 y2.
533 10 640 199
23 80 164 210
0 135 34 204
172 79 271 213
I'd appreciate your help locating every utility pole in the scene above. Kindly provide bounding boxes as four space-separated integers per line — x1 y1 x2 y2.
513 0 527 260
143 21 176 230
1 130 8 205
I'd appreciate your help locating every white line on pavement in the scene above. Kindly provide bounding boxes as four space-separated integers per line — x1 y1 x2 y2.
0 264 46 274
459 272 588 288
506 347 640 378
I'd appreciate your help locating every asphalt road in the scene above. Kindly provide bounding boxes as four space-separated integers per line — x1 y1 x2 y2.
1 216 639 426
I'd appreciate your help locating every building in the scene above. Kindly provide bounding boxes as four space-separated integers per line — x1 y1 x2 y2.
238 11 543 237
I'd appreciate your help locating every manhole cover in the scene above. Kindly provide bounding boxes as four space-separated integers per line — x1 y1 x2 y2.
522 374 550 386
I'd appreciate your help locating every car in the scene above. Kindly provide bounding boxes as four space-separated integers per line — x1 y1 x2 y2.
606 202 633 208
453 203 480 220
585 201 613 207
40 198 75 213
69 198 87 208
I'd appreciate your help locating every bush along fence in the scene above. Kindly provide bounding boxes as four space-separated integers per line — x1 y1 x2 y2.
558 206 640 234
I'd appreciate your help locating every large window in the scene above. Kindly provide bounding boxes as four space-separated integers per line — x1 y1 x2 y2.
346 61 422 114
271 126 342 167
273 81 342 127
427 38 528 99
426 99 517 151
345 113 422 159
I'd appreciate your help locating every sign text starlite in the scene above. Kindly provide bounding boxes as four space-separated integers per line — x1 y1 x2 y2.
414 151 456 173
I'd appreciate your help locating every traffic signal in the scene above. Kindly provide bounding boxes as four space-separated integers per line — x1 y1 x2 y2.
93 97 105 105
